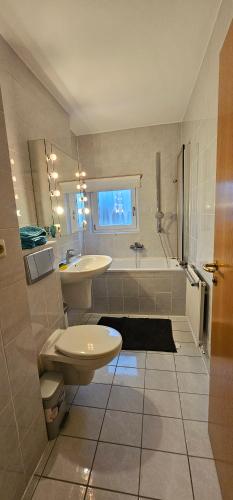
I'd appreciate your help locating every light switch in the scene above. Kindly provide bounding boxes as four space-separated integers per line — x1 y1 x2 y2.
0 239 6 258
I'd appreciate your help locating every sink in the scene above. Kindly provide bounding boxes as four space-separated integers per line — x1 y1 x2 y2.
60 255 112 309
60 255 112 284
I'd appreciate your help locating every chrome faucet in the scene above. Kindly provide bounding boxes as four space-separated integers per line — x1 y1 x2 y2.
65 249 76 264
130 242 144 250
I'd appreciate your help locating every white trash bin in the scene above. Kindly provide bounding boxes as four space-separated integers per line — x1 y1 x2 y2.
40 372 68 440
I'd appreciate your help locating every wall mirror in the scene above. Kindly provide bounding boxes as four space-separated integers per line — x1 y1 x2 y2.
28 139 84 236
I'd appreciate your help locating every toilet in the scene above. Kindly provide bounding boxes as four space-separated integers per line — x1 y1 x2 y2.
40 325 122 385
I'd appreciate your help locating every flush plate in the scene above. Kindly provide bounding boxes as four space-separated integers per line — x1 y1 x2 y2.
24 247 55 284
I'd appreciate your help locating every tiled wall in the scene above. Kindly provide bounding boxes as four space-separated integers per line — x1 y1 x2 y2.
78 123 181 259
181 0 233 352
0 90 47 500
0 35 83 262
92 270 186 315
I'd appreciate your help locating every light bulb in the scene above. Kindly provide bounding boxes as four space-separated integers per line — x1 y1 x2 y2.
50 171 59 179
12 175 16 183
10 158 15 166
16 209 21 217
50 153 57 161
82 183 87 189
54 190 60 197
76 184 81 190
80 171 86 177
15 193 19 200
55 206 64 215
83 196 88 202
84 207 90 214
75 172 80 178
78 208 83 215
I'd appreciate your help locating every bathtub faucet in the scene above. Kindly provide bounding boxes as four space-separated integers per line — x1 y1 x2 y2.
130 242 144 251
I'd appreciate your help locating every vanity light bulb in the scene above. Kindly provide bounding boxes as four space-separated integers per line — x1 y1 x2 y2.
78 208 83 215
51 171 59 179
55 206 64 215
76 184 81 190
15 193 19 200
12 175 16 183
10 158 15 166
83 196 88 202
16 209 21 217
80 171 86 177
50 153 57 161
54 190 60 197
84 207 90 214
82 183 87 190
75 172 80 178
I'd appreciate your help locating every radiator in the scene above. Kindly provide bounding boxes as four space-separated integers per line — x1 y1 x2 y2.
185 265 206 346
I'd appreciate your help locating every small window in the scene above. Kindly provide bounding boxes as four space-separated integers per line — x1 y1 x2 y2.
91 188 138 233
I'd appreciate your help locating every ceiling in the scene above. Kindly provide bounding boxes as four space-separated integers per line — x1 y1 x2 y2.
0 0 221 135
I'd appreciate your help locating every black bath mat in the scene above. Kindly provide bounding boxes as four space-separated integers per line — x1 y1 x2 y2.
98 316 177 352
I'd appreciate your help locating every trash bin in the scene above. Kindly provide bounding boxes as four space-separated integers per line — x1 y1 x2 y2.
40 371 67 440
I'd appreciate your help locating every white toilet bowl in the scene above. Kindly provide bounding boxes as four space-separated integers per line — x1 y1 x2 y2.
40 325 122 385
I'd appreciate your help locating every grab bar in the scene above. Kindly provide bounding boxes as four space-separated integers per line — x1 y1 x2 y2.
185 268 199 287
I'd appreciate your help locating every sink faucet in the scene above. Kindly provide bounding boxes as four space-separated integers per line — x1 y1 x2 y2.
130 242 144 250
65 249 76 264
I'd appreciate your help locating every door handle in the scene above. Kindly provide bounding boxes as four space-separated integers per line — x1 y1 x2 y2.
203 262 218 273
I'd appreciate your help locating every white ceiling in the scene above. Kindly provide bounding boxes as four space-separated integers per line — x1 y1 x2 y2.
0 0 221 135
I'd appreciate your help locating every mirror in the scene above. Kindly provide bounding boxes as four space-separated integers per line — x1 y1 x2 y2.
27 139 80 236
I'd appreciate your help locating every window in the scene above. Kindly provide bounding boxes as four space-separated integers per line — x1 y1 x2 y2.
91 188 138 233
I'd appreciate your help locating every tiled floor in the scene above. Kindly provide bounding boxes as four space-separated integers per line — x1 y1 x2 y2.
28 314 222 500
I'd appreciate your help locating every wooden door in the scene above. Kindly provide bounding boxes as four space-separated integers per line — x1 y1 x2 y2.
208 21 233 500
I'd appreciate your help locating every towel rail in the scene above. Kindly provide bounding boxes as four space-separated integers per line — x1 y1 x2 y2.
185 267 199 287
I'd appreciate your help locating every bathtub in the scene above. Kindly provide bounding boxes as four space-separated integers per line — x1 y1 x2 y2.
109 257 180 271
92 256 186 316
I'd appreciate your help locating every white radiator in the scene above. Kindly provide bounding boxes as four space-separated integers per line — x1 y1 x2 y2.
185 265 206 346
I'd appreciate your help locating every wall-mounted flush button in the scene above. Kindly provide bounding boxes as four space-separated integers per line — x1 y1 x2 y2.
0 239 6 258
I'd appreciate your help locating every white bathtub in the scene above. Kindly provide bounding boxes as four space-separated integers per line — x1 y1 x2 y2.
109 257 180 271
92 256 185 315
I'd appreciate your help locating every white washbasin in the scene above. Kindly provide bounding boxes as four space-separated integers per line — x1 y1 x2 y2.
60 255 112 284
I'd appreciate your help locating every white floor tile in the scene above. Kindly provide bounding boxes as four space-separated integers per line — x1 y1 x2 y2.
73 383 111 408
44 436 96 484
146 353 175 371
184 420 213 458
144 389 182 418
140 449 193 500
117 351 146 368
189 457 222 500
145 369 178 391
175 355 207 373
61 406 104 440
32 478 86 500
169 316 187 321
180 393 209 421
173 331 194 343
86 488 137 500
172 321 191 331
92 365 116 384
108 386 144 413
113 367 145 388
177 372 209 394
142 415 186 454
100 410 142 446
90 442 140 495
175 342 201 356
